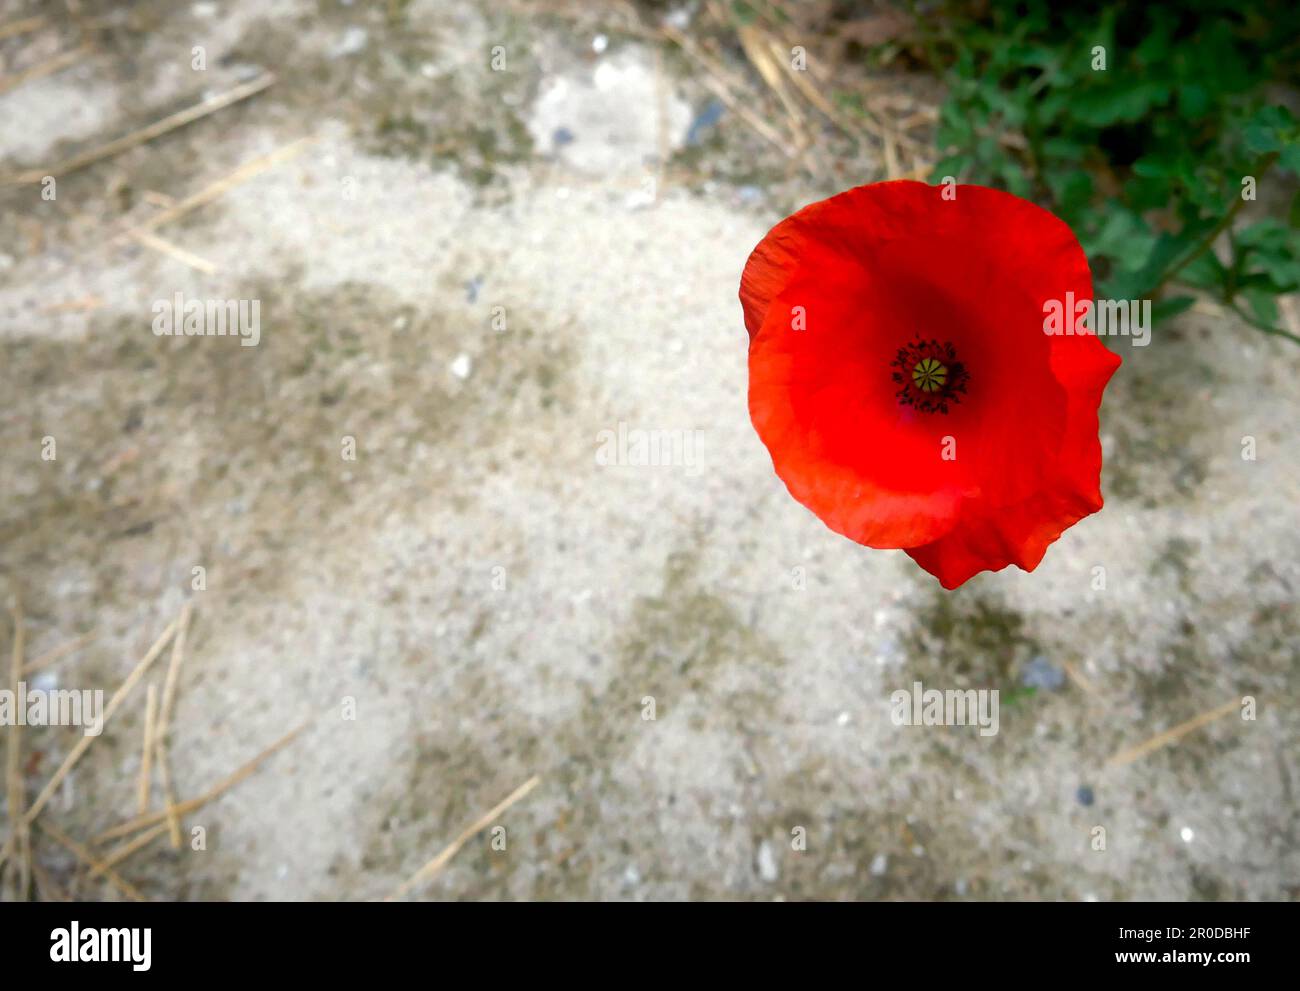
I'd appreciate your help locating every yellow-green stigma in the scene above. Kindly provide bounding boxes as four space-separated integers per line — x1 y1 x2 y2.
911 357 948 393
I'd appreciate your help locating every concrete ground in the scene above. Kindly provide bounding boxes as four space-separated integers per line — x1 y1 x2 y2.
0 0 1296 901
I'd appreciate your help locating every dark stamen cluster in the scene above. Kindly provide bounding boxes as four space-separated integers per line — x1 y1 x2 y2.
891 337 969 414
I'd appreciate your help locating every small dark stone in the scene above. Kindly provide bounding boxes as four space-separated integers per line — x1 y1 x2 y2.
685 98 726 146
1022 654 1067 691
1077 785 1095 807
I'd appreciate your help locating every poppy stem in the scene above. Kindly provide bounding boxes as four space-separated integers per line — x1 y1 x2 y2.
1225 300 1300 347
1151 152 1278 298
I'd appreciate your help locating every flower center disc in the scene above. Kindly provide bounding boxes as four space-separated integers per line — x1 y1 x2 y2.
911 358 948 392
891 338 969 414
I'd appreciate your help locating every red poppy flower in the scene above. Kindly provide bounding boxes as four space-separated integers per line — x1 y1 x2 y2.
739 180 1121 589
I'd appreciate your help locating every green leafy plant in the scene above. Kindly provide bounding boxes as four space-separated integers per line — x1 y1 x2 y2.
918 0 1300 343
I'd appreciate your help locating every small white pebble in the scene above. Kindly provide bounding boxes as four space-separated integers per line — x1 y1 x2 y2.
449 353 472 379
836 711 850 727
330 26 368 58
1180 826 1195 843
624 187 656 211
592 34 608 54
869 852 888 876
757 841 779 882
31 671 58 693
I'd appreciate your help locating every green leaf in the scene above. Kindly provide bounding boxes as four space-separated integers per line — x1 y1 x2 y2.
1242 105 1296 155
1105 215 1219 300
1237 219 1291 253
1177 83 1210 119
1243 288 1280 326
1001 164 1033 198
1071 81 1170 127
1280 142 1300 175
729 1 759 25
1086 209 1158 276
1045 168 1093 217
1179 250 1227 291
930 154 971 181
1040 136 1086 160
1132 155 1175 179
